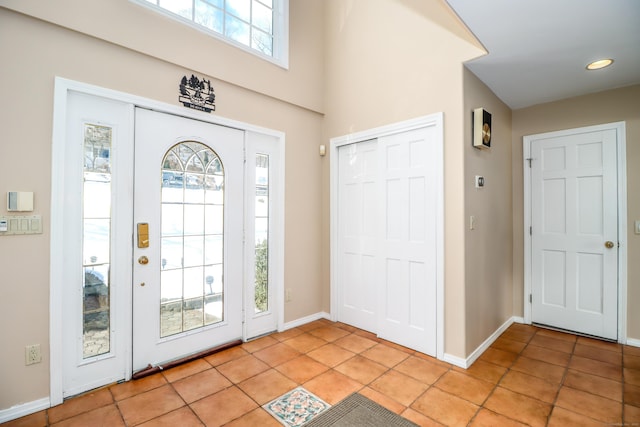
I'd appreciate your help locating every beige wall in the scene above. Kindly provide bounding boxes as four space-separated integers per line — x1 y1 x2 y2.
322 0 485 359
0 2 325 409
0 0 325 114
512 84 640 340
463 69 513 354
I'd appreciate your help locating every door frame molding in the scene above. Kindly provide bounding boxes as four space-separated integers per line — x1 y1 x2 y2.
328 113 445 361
50 77 285 405
522 121 627 343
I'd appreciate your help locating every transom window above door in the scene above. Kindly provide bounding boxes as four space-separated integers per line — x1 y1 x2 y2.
134 0 289 67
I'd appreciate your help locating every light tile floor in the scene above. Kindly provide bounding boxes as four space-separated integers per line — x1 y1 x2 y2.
4 320 640 426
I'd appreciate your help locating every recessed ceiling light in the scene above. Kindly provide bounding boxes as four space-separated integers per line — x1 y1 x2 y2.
586 59 614 70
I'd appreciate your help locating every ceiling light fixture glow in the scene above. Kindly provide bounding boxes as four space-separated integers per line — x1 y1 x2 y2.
586 59 614 70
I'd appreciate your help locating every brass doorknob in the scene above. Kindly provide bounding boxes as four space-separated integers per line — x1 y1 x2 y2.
605 241 615 249
138 255 149 265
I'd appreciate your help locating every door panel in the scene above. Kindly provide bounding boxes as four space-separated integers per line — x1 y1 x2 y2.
531 129 618 339
62 92 132 397
243 132 281 339
377 128 437 356
132 109 243 371
337 141 378 332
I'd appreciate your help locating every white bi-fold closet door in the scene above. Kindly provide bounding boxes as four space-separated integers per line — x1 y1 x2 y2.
333 115 443 357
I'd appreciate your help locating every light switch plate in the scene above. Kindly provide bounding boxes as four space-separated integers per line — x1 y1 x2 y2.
0 215 42 235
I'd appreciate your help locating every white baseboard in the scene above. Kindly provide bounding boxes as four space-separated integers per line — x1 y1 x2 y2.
444 316 518 369
442 353 467 368
626 337 640 348
280 311 331 331
0 397 50 424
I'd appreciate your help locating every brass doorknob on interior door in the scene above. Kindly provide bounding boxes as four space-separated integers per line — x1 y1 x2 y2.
605 241 615 249
138 255 149 265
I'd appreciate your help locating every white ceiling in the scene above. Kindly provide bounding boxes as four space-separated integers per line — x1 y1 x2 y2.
445 0 640 109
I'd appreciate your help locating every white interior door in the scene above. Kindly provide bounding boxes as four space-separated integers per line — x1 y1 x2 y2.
132 108 244 371
530 129 618 339
335 124 439 357
337 140 378 332
377 128 437 356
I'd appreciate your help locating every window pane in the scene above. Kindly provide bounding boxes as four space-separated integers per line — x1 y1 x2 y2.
83 219 111 265
252 0 272 32
82 123 112 359
226 0 250 21
184 266 205 299
84 178 111 218
252 28 273 56
160 0 192 19
83 264 110 358
160 141 224 338
184 236 205 267
196 2 224 33
184 298 205 331
254 154 269 313
225 13 250 45
205 234 223 265
161 236 183 269
162 204 184 236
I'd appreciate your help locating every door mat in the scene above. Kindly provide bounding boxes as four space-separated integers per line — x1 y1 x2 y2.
304 393 418 427
264 387 331 427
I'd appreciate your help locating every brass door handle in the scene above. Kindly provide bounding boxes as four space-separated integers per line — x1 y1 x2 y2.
138 256 149 265
605 241 615 249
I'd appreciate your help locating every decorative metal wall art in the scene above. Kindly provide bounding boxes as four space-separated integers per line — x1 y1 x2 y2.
179 74 216 113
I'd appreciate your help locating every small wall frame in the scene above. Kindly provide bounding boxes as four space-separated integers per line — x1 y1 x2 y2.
473 108 492 149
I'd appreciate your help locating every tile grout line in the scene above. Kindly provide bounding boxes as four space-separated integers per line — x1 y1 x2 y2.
465 328 537 426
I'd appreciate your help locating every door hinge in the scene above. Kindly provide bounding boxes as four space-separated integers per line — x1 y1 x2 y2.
529 226 532 236
526 158 533 168
529 294 532 303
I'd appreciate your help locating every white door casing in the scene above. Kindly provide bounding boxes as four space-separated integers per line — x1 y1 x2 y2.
524 122 627 341
332 114 444 359
51 78 284 404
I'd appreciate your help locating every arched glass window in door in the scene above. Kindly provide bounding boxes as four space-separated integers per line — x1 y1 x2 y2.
160 141 224 338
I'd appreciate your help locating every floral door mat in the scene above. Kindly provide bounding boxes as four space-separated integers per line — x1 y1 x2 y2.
264 387 331 427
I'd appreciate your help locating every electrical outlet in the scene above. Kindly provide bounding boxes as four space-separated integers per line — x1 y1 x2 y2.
25 344 41 365
285 288 292 302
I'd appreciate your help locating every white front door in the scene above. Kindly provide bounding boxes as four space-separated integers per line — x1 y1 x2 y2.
132 108 244 371
529 128 618 339
335 123 440 357
56 84 283 401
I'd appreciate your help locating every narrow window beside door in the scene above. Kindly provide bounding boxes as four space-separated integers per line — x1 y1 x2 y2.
82 124 112 359
254 154 269 313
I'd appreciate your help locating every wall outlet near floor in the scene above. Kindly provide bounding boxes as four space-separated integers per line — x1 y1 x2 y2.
25 344 42 365
285 288 292 302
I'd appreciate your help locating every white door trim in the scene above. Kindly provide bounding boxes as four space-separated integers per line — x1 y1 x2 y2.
50 77 285 405
329 113 445 361
523 121 627 343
